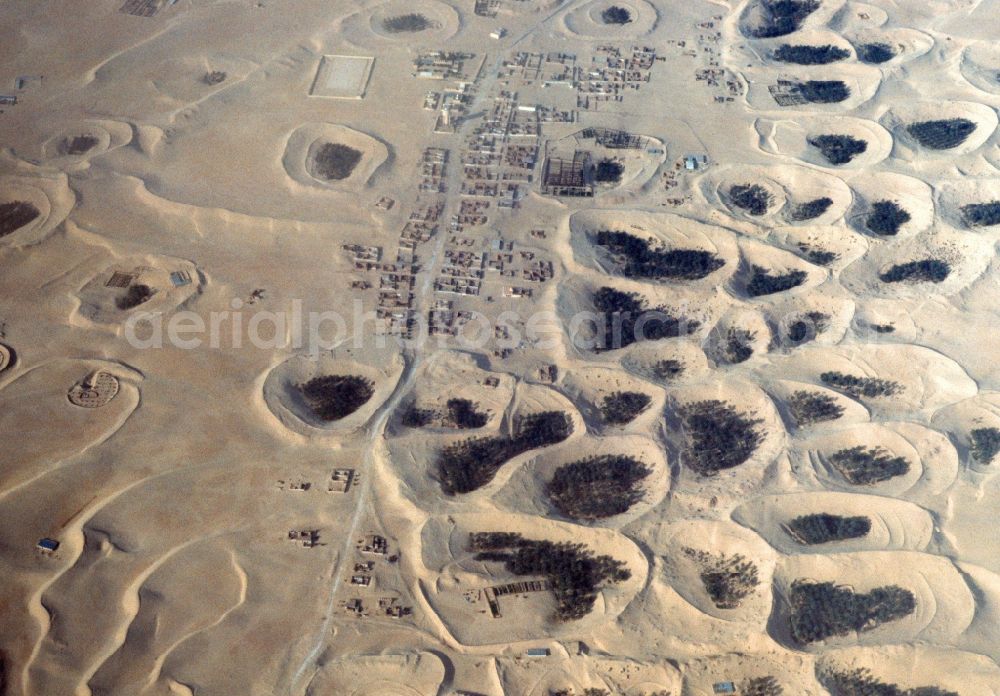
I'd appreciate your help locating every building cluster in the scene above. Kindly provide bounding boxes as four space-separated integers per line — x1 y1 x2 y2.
420 147 449 193
460 90 541 209
414 52 479 81
342 533 413 620
576 45 658 110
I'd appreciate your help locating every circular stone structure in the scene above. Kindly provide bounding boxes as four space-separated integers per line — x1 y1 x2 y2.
562 0 658 38
67 370 120 408
283 123 389 191
0 344 13 373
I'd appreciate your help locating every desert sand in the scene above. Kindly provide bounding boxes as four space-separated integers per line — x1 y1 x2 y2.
2 0 1000 695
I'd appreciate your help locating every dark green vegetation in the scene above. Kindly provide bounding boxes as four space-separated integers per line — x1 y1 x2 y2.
591 287 699 351
879 259 951 284
786 513 872 544
729 183 773 216
404 398 490 429
869 323 896 334
788 311 830 343
718 327 757 364
787 390 845 427
438 411 572 494
600 5 632 24
445 398 489 428
906 118 976 150
594 230 725 281
821 371 901 398
747 265 808 297
600 391 652 424
202 70 227 85
60 135 99 155
865 200 911 236
468 532 630 621
830 446 910 485
311 143 363 180
743 677 783 696
960 201 1000 227
382 13 434 32
773 44 849 64
809 134 868 165
298 375 374 422
798 80 851 103
0 201 40 238
745 0 821 38
684 548 760 609
789 579 916 644
798 244 839 266
819 667 957 696
789 197 833 221
594 159 624 183
970 427 1000 464
547 455 652 520
652 359 685 380
115 284 155 310
401 403 436 427
857 42 897 64
678 400 765 475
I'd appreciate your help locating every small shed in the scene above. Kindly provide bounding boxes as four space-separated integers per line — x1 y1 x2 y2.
713 682 736 694
525 648 550 657
37 538 60 552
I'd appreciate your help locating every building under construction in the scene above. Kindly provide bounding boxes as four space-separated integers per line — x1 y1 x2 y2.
580 127 645 149
541 150 593 197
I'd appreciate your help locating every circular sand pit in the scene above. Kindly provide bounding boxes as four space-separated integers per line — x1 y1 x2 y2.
347 0 460 43
567 209 737 286
75 255 200 326
828 1 888 32
418 512 647 645
842 227 992 298
770 223 868 271
960 42 1000 95
0 359 142 491
769 551 975 651
0 175 73 246
765 343 978 419
263 350 402 437
847 28 933 65
0 200 42 240
0 343 14 373
283 123 388 191
713 173 786 221
816 645 1000 696
739 0 832 40
802 421 959 498
936 178 1000 230
764 115 892 170
666 378 786 493
734 237 826 299
734 491 933 554
882 100 998 156
561 0 658 38
656 518 777 622
496 433 669 527
558 364 665 431
847 171 933 239
42 120 133 162
67 370 121 408
743 64 882 112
